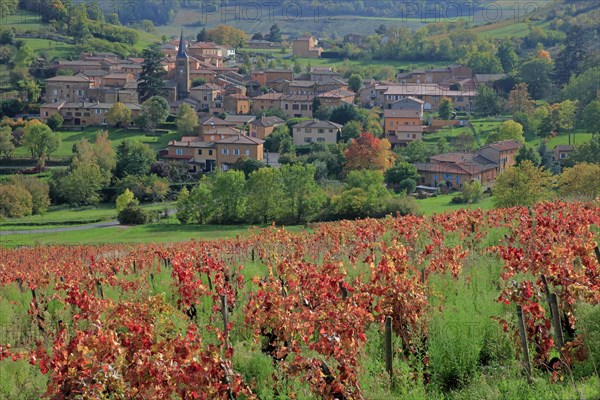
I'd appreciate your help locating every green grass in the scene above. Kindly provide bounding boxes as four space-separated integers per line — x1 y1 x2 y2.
0 202 174 231
416 194 495 216
11 127 179 161
18 38 78 60
0 222 305 248
1 10 46 32
525 131 594 148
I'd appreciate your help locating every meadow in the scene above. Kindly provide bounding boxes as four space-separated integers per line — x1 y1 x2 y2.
11 127 178 162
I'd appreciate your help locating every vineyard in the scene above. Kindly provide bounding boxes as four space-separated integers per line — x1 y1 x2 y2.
0 201 599 399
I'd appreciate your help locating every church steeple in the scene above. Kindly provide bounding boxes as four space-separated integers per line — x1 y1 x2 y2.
175 30 190 99
177 30 188 59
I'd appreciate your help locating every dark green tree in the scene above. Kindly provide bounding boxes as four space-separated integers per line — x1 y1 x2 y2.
266 23 282 42
553 25 589 85
474 84 501 116
496 41 519 73
115 140 156 178
137 45 166 101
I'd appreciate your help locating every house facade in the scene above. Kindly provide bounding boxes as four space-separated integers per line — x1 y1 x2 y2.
292 36 323 58
384 97 424 147
414 140 521 189
249 116 285 139
292 119 342 145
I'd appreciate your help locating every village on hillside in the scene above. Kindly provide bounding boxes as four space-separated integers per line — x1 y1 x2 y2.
33 32 549 188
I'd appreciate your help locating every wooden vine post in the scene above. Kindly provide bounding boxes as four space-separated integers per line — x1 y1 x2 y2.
384 316 393 388
516 305 533 384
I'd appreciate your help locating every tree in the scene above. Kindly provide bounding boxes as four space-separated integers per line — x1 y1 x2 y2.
436 137 451 154
179 182 215 224
497 41 519 73
210 170 247 223
519 57 553 100
515 145 542 167
402 140 431 163
553 25 589 85
176 103 199 135
506 83 535 115
245 168 286 224
266 23 282 42
558 163 600 200
207 25 247 48
137 45 166 101
232 157 265 178
493 161 553 207
463 50 503 74
557 99 578 144
348 74 363 93
17 79 41 102
197 28 208 42
537 104 560 140
568 135 600 165
251 32 264 40
281 163 326 223
106 102 132 128
438 97 453 120
116 140 156 178
330 104 360 126
384 162 419 193
487 120 524 144
474 84 501 116
0 126 15 160
264 124 291 153
22 121 61 167
0 184 32 218
115 174 169 202
561 67 600 108
453 132 476 152
9 175 50 215
581 100 600 136
344 133 395 172
191 78 206 88
116 188 137 212
46 113 64 131
55 160 105 205
461 180 483 204
140 96 169 131
0 0 18 20
341 120 362 141
93 131 117 180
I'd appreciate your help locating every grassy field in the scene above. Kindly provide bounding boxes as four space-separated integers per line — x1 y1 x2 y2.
11 127 179 161
0 222 306 248
416 194 495 216
0 202 175 230
18 38 78 60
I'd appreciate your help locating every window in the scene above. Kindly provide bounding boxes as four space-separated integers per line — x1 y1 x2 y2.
176 149 183 155
84 113 91 117
292 104 299 110
304 137 313 143
44 111 48 117
66 112 72 117
245 150 250 156
318 129 324 133
560 153 567 159
233 149 241 155
208 150 213 156
75 112 81 117
198 149 202 155
317 138 325 142
95 109 102 114
284 104 289 110
210 135 215 140
301 104 307 110
52 89 57 95
222 149 228 155
305 128 311 133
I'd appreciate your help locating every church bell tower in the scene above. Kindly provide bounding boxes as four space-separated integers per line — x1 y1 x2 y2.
176 30 190 99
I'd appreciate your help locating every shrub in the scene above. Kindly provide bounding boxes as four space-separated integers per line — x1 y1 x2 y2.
117 204 150 225
0 184 33 218
9 175 50 214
